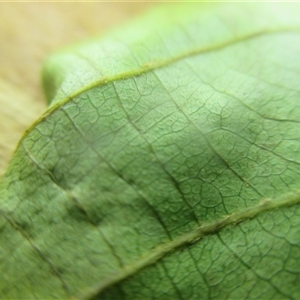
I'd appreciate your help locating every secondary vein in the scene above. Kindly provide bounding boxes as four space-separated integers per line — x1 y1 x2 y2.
18 27 300 150
73 190 300 300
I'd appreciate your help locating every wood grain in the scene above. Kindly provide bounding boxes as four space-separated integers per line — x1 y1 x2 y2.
0 2 153 177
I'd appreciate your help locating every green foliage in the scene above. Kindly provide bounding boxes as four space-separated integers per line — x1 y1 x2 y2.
1 2 300 299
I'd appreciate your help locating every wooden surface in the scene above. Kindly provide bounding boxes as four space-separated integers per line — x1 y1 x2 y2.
0 2 153 177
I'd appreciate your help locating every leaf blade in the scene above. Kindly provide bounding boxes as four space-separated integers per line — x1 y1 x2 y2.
1 2 300 299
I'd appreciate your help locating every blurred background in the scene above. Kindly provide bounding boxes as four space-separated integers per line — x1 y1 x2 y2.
0 2 155 177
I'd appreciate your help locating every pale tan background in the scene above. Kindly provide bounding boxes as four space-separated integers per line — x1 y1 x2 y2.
0 2 154 178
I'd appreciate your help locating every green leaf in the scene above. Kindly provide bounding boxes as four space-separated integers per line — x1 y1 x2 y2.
1 2 300 299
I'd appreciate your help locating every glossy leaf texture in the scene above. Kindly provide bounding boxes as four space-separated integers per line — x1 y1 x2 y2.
1 3 300 299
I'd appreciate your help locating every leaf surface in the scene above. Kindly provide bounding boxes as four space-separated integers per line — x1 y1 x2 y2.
1 3 300 299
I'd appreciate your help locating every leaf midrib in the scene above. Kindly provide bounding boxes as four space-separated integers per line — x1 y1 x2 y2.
75 191 300 300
